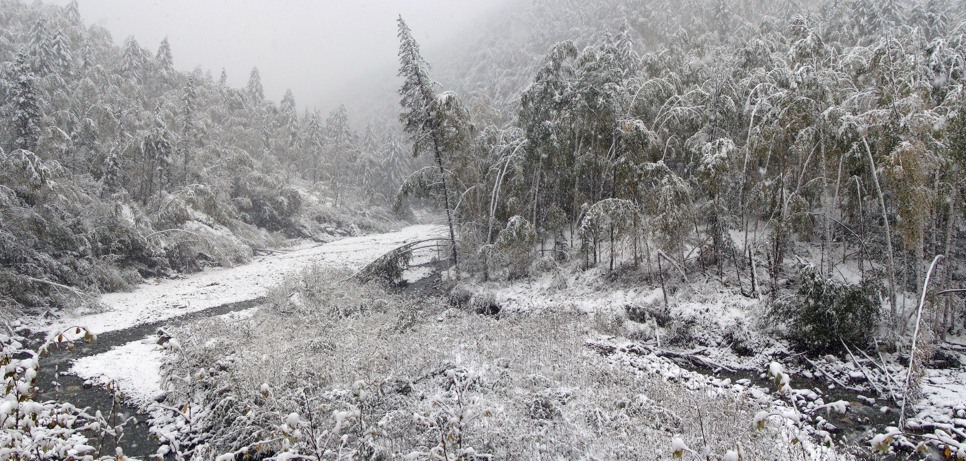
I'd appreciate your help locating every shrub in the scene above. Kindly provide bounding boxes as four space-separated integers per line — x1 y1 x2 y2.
490 216 537 280
774 267 881 354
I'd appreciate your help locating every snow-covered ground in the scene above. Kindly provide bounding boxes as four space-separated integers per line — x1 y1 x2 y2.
53 225 445 415
70 337 166 408
34 224 445 338
39 223 966 457
465 267 966 457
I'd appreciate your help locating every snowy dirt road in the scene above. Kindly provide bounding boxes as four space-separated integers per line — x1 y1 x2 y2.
34 224 445 337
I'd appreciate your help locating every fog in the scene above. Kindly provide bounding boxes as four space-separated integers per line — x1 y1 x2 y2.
49 0 508 113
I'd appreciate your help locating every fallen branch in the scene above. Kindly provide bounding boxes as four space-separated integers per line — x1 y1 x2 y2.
652 346 737 373
350 238 453 284
26 276 94 300
908 420 966 442
853 344 902 403
251 247 293 256
656 250 691 284
801 356 850 389
585 339 736 373
841 339 883 397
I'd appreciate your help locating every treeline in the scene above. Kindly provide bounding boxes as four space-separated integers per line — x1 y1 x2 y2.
0 0 406 314
411 0 966 331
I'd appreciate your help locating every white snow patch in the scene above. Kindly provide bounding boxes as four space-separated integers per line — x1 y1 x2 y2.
402 266 434 284
70 338 165 408
219 307 259 321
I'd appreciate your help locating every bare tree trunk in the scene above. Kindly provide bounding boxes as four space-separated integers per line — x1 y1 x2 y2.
863 137 897 325
821 140 831 275
941 183 958 338
633 213 640 269
432 145 459 278
657 254 669 310
609 224 615 271
900 255 944 426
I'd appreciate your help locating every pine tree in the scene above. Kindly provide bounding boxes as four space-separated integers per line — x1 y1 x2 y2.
397 16 464 273
247 67 264 103
120 36 147 82
157 37 174 77
10 52 42 152
357 124 380 197
140 106 173 202
71 117 98 175
50 26 72 75
180 76 198 185
381 134 409 201
27 19 52 76
304 110 325 183
279 89 298 145
324 104 358 201
64 0 82 25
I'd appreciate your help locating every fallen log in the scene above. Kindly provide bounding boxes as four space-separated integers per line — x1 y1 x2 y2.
351 238 452 285
585 339 737 373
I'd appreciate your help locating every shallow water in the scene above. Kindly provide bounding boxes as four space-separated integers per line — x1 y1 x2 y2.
31 297 265 459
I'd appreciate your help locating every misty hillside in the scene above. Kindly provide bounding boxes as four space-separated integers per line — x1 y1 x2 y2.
432 0 928 121
4 0 966 459
0 1 408 315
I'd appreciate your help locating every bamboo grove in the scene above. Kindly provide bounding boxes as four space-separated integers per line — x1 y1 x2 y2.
404 0 966 333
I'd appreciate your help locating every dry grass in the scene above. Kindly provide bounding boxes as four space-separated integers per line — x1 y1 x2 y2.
159 267 828 459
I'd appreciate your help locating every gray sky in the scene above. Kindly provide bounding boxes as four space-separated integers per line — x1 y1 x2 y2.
52 0 506 113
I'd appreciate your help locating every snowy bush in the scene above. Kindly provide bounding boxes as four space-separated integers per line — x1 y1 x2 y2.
490 215 537 280
773 267 881 354
1 327 125 460
0 150 167 312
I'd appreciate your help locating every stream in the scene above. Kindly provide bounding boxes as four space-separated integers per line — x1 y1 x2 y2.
33 301 911 459
32 298 264 458
700 361 903 459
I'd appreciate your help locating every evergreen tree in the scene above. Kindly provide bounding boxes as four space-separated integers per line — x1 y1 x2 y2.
324 104 358 200
49 26 72 75
247 67 264 103
10 52 42 152
279 88 298 146
27 19 52 76
64 0 82 25
380 133 409 201
120 36 147 82
157 37 174 77
397 16 464 272
304 110 325 183
180 76 198 185
140 106 173 202
71 116 98 175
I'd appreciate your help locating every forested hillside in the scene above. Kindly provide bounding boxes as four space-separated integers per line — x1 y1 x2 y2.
408 0 966 336
0 0 409 316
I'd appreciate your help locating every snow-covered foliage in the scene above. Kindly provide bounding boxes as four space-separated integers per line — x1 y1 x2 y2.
1 327 123 460
772 266 881 354
490 215 538 279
